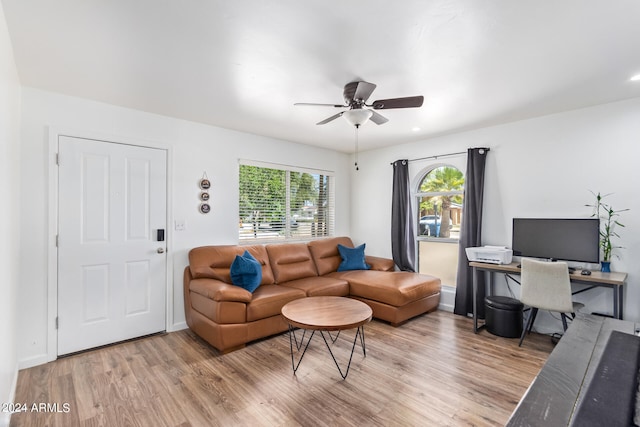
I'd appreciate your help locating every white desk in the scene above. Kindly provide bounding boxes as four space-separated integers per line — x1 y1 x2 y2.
470 261 627 333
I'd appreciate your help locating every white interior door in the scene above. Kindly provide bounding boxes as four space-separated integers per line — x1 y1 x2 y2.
57 135 167 355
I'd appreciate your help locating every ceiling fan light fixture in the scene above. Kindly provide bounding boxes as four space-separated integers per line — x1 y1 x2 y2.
343 109 373 127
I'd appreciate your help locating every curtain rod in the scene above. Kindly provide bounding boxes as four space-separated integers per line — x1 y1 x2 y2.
389 148 490 165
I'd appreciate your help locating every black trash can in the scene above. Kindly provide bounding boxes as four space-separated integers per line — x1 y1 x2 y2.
484 296 524 338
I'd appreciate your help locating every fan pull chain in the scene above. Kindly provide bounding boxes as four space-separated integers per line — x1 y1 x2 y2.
354 124 360 171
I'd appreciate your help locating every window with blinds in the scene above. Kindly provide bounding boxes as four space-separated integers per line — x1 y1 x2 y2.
238 161 335 242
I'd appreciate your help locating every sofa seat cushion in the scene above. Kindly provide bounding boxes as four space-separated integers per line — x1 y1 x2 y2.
328 270 441 307
246 285 306 322
279 276 350 297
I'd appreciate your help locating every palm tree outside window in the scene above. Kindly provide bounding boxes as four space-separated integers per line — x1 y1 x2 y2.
417 166 464 239
417 165 465 287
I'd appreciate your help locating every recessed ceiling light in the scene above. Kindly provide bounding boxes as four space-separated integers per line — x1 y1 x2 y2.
630 74 640 81
412 127 421 132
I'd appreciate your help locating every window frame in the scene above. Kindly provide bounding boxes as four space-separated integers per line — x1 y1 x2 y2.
415 164 464 243
414 163 465 288
238 159 335 243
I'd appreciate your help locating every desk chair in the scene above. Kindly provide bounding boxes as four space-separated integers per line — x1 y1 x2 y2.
519 258 582 347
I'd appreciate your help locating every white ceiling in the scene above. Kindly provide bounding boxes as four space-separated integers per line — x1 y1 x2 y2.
3 0 640 153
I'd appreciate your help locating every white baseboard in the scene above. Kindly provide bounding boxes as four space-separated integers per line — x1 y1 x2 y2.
438 302 454 312
0 363 19 427
170 321 188 332
438 286 456 312
0 408 9 427
18 353 49 370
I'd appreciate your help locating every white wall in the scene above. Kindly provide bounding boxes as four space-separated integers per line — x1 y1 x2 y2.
11 67 640 366
352 98 640 329
0 3 21 425
17 87 351 368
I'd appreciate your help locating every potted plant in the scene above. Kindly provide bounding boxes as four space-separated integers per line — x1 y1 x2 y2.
586 192 629 272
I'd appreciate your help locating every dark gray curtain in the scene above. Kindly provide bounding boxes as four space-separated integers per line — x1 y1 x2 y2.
454 148 490 317
391 159 416 272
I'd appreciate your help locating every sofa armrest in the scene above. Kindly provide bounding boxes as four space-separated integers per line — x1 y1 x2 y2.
189 278 253 303
366 255 395 271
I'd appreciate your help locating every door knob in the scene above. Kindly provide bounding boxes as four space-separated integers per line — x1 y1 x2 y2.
157 248 165 254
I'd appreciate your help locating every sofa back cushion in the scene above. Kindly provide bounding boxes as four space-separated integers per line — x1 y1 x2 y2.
266 243 318 283
189 245 275 285
308 236 355 275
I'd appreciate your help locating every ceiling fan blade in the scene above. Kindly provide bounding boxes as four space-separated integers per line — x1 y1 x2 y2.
294 102 345 108
353 81 377 102
369 110 389 125
343 81 377 104
371 95 424 110
316 112 344 125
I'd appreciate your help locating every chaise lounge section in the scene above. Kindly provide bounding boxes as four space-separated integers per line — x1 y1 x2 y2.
184 236 441 353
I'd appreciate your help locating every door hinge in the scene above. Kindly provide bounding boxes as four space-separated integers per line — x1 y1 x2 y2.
55 317 59 329
55 235 59 247
55 153 59 165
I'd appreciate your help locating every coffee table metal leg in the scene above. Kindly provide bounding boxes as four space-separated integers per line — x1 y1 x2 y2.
289 325 311 351
320 326 366 380
359 325 366 356
287 324 367 379
287 324 315 374
326 330 341 343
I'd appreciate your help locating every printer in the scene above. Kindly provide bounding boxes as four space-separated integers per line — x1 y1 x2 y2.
465 246 513 265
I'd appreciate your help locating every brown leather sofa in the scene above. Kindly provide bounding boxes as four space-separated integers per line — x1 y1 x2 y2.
184 236 441 353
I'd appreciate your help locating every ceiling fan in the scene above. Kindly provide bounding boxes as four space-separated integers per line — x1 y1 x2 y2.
295 81 424 127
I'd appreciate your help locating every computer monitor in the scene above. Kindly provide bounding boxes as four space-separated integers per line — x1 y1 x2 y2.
512 218 600 263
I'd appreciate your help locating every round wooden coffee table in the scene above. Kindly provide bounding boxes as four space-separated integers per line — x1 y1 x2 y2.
281 296 372 379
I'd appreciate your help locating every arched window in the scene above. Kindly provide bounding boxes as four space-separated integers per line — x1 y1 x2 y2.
416 165 464 239
416 165 464 289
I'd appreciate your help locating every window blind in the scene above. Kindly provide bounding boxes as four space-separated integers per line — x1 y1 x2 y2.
238 161 335 242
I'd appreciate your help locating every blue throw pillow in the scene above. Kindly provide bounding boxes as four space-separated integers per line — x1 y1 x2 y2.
230 250 262 292
337 244 371 272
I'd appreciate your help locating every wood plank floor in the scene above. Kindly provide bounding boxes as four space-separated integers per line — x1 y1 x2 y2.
10 311 554 427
